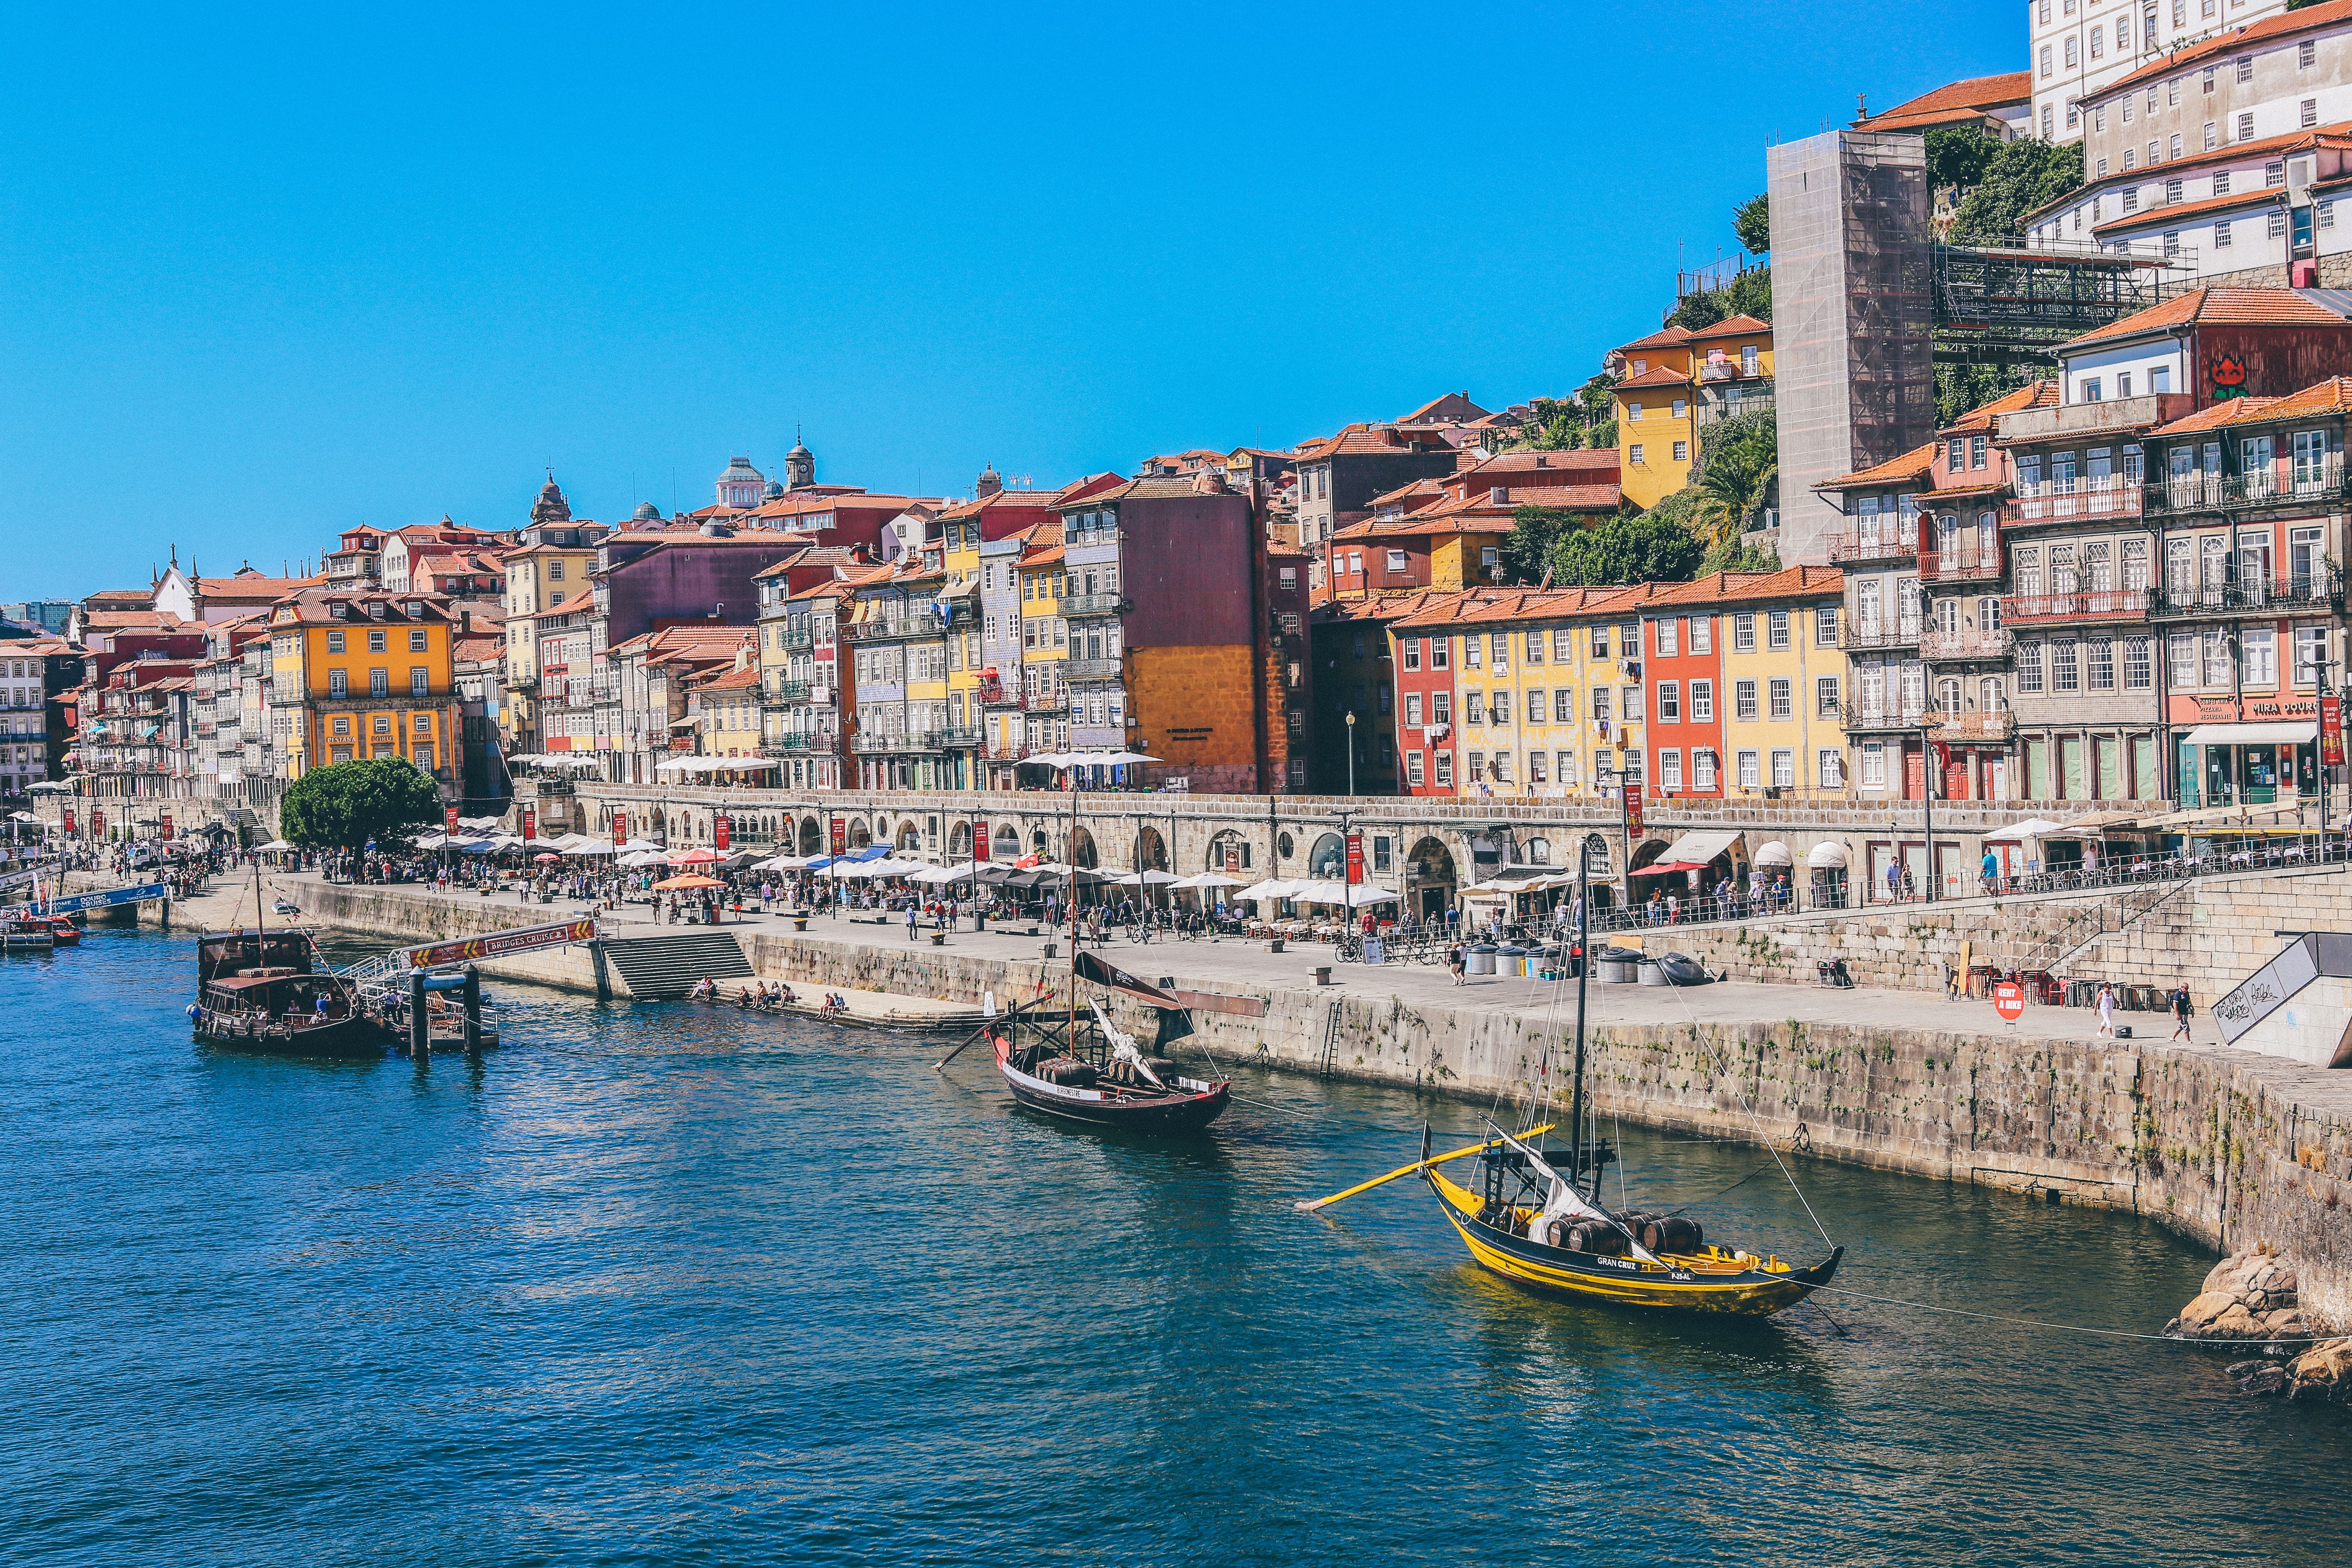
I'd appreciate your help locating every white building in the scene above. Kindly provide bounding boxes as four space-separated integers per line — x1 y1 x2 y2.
2031 0 2295 146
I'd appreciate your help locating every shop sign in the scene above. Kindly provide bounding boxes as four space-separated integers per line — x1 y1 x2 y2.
1993 981 2025 1022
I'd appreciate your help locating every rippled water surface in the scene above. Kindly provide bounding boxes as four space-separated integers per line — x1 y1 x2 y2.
3 928 2348 1566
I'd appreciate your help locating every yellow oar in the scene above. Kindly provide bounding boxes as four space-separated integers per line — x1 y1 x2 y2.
1294 1122 1557 1214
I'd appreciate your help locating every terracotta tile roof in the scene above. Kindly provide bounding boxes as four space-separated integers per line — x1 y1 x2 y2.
1368 477 1449 512
82 610 187 629
2026 123 2352 225
1945 381 2057 433
1389 584 1668 631
697 664 762 691
1396 391 1492 423
2062 286 2352 350
1461 449 1619 479
1294 424 1435 459
2149 396 2285 436
1646 566 1843 608
1616 364 1695 391
1314 588 1471 625
2253 374 2352 419
935 489 1068 521
1814 442 1938 492
1678 313 1773 343
450 635 504 664
2096 2 2352 104
1857 70 2031 122
1614 324 1693 355
2093 187 2286 237
1021 544 1066 568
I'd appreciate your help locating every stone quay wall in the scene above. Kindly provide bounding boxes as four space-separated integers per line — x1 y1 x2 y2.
736 930 2352 1333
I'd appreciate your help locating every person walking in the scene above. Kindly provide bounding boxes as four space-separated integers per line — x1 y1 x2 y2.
2096 982 2118 1038
906 902 919 942
1448 941 1467 986
2168 983 2194 1042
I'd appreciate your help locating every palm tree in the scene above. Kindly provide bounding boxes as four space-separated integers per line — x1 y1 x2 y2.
1690 451 1777 551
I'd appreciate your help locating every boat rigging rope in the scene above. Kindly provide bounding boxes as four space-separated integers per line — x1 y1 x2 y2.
1804 1281 2335 1348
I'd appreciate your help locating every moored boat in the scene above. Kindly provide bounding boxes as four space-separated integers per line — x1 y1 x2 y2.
192 927 381 1057
1 913 58 953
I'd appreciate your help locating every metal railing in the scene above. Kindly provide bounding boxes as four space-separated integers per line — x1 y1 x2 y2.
2000 588 2151 624
1840 702 1930 732
937 726 982 747
2003 483 2145 525
852 731 942 754
1827 532 1918 565
1841 623 1923 651
2150 572 2342 618
978 686 1025 708
776 628 815 651
1062 657 1123 681
1918 626 2012 661
845 611 946 642
1062 593 1127 617
1918 543 2005 582
2143 466 2350 515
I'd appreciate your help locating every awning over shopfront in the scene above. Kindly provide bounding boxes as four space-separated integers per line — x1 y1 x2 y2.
1984 817 2069 842
1649 830 1741 867
1753 840 1793 867
2179 722 2318 747
1806 841 1849 870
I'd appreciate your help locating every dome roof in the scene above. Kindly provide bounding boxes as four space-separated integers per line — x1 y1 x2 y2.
631 501 662 521
763 478 786 500
719 456 765 482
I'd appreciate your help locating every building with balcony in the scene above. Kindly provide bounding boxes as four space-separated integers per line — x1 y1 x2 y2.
2027 0 2278 147
1664 567 1848 802
1290 421 1463 556
604 624 760 787
262 590 466 790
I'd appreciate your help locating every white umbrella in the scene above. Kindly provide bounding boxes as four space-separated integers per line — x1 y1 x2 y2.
1172 871 1245 890
614 837 663 854
1087 750 1161 766
1344 884 1400 906
1108 869 1180 886
1233 878 1302 903
1984 817 2069 842
907 861 981 884
257 839 296 851
566 840 617 856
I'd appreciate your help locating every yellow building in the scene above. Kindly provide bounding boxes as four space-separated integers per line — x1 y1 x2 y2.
502 533 604 751
1017 538 1069 759
1610 314 1775 510
1676 566 1847 799
267 589 461 788
690 657 764 758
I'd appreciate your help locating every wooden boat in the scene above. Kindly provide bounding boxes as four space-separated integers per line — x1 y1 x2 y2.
1423 1128 1842 1315
947 951 1231 1134
192 862 379 1056
1305 833 1842 1319
193 929 382 1056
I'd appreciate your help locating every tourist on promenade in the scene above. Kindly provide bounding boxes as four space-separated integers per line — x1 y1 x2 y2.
2168 984 2194 1042
1448 942 1466 986
2096 982 2118 1038
906 903 918 941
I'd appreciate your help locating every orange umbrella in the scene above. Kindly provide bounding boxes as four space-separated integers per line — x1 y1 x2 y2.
653 873 725 890
668 848 724 865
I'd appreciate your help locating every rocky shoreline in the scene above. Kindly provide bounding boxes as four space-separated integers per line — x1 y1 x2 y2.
2167 1249 2352 1403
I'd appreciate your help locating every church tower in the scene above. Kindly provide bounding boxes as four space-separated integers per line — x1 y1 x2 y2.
784 427 815 491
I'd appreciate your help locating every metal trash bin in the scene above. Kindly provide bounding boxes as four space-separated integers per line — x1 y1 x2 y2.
1597 959 1639 984
1638 959 1670 987
1467 944 1497 976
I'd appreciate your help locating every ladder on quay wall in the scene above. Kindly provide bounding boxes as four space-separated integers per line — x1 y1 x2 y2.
1318 1000 1346 1076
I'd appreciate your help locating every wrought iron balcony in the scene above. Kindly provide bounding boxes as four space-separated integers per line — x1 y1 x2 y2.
2143 465 2351 516
1918 543 2004 583
2002 482 2145 526
1827 530 1918 566
1932 706 2014 743
1999 588 2151 624
770 679 810 704
1840 623 1922 652
852 731 942 754
776 627 815 651
1062 657 1124 681
978 684 1024 708
1918 626 2013 661
937 726 982 748
846 611 947 642
1840 702 1931 733
1062 592 1128 617
2151 572 2343 619
760 735 817 756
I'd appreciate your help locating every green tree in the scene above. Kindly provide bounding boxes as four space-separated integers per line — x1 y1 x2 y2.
1947 138 2084 244
1688 417 1780 551
1924 125 1999 193
1699 536 1781 575
1501 371 1620 452
1667 265 1771 330
1551 505 1704 586
1733 192 1770 256
279 757 444 852
1501 504 1575 584
1935 363 2052 426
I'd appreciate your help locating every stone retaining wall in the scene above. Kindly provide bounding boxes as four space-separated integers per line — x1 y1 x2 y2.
738 930 2352 1333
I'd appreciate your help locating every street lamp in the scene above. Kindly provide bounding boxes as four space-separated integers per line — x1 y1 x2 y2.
1344 710 1357 797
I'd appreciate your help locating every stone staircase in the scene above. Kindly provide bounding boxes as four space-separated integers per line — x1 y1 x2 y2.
595 930 754 999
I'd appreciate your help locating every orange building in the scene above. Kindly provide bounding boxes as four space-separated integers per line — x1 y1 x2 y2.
267 588 463 791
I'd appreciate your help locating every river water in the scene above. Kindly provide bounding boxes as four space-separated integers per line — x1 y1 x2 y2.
3 927 2347 1565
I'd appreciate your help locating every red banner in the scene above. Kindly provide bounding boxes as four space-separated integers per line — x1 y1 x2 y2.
521 807 536 842
159 814 173 842
1345 830 1363 885
63 809 75 835
973 823 989 862
2325 694 2345 768
92 810 105 837
829 815 846 857
715 815 731 852
1621 781 1644 838
612 810 628 846
445 806 460 833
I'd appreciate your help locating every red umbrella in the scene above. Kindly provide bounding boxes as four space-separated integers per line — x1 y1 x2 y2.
534 852 562 863
668 848 724 866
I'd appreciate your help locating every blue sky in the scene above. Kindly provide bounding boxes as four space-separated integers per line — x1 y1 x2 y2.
1 2 2021 597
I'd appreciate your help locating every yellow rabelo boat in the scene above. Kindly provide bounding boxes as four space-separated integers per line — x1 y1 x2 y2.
1422 1124 1842 1316
1303 832 1841 1319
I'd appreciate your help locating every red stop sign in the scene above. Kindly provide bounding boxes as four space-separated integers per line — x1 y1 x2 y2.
1992 981 2025 1022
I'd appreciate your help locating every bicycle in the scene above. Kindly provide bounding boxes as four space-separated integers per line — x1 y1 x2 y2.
1334 931 1364 962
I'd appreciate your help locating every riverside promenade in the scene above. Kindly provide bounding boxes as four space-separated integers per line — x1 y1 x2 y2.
146 866 2352 1331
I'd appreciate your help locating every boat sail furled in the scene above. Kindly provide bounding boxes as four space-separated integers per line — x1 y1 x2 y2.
1304 830 1841 1319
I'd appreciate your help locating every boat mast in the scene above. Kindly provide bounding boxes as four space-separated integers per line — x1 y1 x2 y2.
1569 831 1599 1199
1067 759 1078 1047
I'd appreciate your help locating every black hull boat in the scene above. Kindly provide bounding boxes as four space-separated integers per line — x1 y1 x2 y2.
995 1035 1231 1132
193 927 383 1059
